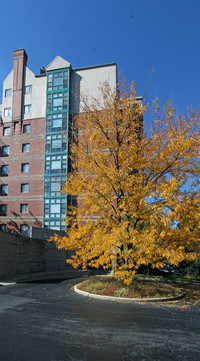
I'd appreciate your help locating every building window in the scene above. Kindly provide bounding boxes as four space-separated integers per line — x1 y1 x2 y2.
2 146 9 156
4 108 11 117
22 143 30 153
5 89 12 98
45 154 66 174
3 127 10 136
45 134 67 153
44 198 66 218
46 114 67 133
25 85 32 94
0 224 7 232
21 163 29 173
23 124 31 133
0 184 8 195
44 220 65 231
24 105 32 114
47 92 68 112
21 183 29 193
47 71 69 91
20 224 29 236
0 205 7 216
1 165 9 176
44 176 65 196
20 204 28 213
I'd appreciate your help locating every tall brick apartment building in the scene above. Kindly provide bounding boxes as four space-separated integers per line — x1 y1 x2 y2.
0 49 117 234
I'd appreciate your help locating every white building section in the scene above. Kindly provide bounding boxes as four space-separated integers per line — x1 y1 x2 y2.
24 68 46 120
46 56 71 71
2 70 13 123
72 64 117 114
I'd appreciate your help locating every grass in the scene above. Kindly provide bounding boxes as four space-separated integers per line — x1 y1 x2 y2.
135 273 200 283
77 276 182 299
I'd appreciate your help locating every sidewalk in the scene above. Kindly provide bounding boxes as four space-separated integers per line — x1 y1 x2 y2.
0 269 108 285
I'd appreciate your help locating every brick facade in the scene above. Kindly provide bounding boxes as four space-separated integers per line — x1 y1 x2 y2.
12 49 28 123
0 116 45 233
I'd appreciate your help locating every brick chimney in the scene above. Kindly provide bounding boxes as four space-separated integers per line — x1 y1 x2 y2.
12 49 28 123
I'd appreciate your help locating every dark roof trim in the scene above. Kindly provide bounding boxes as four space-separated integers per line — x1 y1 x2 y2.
74 63 117 71
35 73 46 78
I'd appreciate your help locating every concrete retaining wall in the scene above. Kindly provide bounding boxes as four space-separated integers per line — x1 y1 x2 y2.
0 230 71 280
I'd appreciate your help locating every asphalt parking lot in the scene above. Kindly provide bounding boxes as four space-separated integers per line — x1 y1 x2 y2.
0 278 200 361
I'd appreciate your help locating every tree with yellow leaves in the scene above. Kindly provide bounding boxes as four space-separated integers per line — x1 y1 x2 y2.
51 80 200 284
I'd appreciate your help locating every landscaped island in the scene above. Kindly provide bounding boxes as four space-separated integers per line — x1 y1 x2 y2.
76 276 183 299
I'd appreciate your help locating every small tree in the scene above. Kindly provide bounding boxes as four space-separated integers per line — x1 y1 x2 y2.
51 81 200 284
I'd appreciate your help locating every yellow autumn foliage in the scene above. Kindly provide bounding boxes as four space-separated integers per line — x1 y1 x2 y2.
50 80 200 284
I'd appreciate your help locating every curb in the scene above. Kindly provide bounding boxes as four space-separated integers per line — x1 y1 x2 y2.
74 283 185 303
0 282 16 286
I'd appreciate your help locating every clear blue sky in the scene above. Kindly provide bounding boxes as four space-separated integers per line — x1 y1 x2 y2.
0 0 200 125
